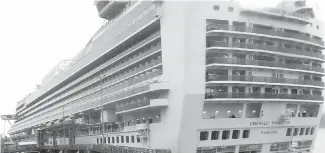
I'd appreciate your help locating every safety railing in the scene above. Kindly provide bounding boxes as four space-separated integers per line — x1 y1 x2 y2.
206 57 324 73
205 92 324 101
206 75 324 87
207 41 325 59
207 24 324 46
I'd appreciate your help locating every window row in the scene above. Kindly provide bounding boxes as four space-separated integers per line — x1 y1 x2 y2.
96 135 141 144
286 127 315 136
212 5 234 12
199 129 250 141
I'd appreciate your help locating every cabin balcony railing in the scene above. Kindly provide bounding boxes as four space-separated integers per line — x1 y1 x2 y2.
207 41 325 59
116 99 150 112
4 144 38 152
207 24 324 46
206 57 324 73
103 69 163 96
205 92 324 101
74 80 167 115
206 75 324 87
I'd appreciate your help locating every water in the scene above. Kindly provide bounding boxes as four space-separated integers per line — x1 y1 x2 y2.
314 128 325 153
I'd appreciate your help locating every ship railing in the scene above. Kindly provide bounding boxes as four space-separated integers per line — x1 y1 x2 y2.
207 41 325 59
206 57 325 73
205 92 324 101
206 75 324 87
206 24 324 46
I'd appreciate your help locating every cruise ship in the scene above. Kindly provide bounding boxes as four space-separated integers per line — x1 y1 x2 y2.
3 0 324 153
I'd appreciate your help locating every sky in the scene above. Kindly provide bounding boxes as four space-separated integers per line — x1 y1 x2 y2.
0 0 324 136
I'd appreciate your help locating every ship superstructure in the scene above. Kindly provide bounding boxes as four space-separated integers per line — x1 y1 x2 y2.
4 0 325 153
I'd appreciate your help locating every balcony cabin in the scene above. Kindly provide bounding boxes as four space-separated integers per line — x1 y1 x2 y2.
206 69 228 81
232 37 246 43
206 36 228 47
252 55 276 62
232 70 246 76
233 21 247 32
202 102 262 119
122 113 161 128
284 29 309 39
206 28 324 60
206 19 229 31
299 103 319 117
239 144 262 153
205 86 228 98
246 103 262 118
270 142 289 152
252 24 274 34
232 53 246 60
286 104 298 117
206 85 323 101
202 103 244 119
115 93 162 113
232 86 245 93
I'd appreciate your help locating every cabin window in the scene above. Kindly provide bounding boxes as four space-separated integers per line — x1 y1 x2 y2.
293 128 299 136
121 136 124 143
213 5 220 11
107 137 110 143
97 138 99 144
299 104 319 117
112 137 115 143
126 136 129 143
116 136 119 143
131 135 135 143
246 103 262 118
305 128 310 135
300 128 305 135
222 130 230 140
242 130 250 138
286 128 292 136
137 135 140 143
310 127 315 135
286 104 298 117
211 131 219 140
200 131 209 141
232 130 240 139
103 137 106 144
228 7 234 12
